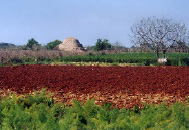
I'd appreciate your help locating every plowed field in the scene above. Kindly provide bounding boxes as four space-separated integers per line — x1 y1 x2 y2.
0 65 188 108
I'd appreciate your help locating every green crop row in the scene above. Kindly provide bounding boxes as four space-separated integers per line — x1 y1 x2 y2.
56 52 189 66
0 89 188 130
7 52 189 66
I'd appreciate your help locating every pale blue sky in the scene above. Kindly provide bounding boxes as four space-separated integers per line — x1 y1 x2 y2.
0 0 189 47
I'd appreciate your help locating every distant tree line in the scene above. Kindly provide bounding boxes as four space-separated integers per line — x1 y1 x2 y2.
0 38 126 52
0 43 16 49
23 38 62 50
1 16 189 53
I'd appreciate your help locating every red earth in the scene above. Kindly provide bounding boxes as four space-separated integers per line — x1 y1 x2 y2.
0 65 188 108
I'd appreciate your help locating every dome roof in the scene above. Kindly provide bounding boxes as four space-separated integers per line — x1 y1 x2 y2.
57 37 84 52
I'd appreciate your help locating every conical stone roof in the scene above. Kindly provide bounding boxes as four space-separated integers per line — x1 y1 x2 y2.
57 37 85 52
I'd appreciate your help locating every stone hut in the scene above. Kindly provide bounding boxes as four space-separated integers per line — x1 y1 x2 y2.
57 37 85 52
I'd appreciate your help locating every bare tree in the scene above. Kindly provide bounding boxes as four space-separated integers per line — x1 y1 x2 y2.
130 17 189 59
112 41 122 54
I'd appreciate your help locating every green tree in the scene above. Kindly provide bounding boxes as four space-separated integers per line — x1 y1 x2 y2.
26 38 40 50
46 40 62 50
94 39 111 51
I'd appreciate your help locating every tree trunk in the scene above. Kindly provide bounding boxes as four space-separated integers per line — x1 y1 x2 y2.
156 47 159 59
163 49 166 58
1 57 4 63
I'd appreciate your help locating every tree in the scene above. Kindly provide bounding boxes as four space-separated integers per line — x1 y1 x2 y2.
112 41 127 53
26 38 40 50
46 40 62 50
130 17 189 59
94 39 111 51
0 43 16 49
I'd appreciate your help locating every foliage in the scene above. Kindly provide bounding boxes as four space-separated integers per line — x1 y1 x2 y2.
46 40 62 50
0 88 63 129
0 50 189 66
0 43 16 49
94 39 112 51
26 38 41 50
0 89 188 129
60 52 189 66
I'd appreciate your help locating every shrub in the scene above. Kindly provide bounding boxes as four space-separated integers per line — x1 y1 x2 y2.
46 40 62 50
94 39 112 51
0 90 188 129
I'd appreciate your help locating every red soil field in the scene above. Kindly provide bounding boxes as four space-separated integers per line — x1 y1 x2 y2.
0 65 188 108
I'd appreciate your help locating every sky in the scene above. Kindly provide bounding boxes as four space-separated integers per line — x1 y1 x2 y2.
0 0 189 47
